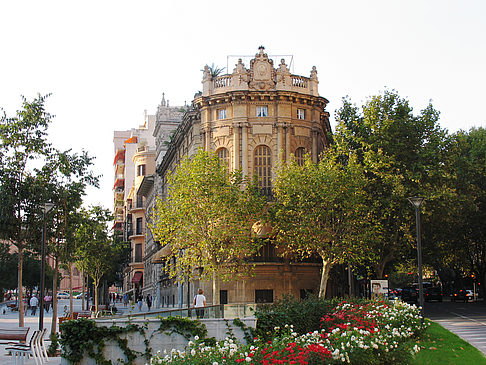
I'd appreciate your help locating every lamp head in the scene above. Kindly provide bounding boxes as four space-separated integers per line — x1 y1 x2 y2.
408 197 424 209
43 203 55 213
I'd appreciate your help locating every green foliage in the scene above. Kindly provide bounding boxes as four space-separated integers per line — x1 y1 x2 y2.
202 63 226 78
232 318 256 344
60 316 210 365
75 206 121 312
253 295 351 342
150 149 266 285
272 144 371 297
154 315 208 340
439 127 486 294
335 90 453 279
0 94 54 325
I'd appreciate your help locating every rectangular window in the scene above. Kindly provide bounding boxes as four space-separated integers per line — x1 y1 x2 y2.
135 244 142 262
220 290 228 305
297 108 305 120
137 164 146 177
255 289 273 303
136 217 143 235
218 109 227 119
256 106 268 117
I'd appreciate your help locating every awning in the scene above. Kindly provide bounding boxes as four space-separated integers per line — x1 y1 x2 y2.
113 150 125 165
125 136 138 144
113 178 124 190
152 244 172 263
132 272 143 283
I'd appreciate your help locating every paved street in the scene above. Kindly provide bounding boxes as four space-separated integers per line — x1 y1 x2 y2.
424 299 486 355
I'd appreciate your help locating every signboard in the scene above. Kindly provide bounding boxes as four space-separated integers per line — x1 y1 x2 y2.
370 279 389 299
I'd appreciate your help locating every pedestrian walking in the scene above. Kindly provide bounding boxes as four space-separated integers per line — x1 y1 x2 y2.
146 294 152 311
30 295 39 316
193 289 206 319
137 295 143 311
123 293 128 307
44 293 52 313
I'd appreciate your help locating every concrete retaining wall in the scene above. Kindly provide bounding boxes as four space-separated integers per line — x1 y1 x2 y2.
61 317 256 365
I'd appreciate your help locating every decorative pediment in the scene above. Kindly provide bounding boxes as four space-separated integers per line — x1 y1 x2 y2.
249 46 276 91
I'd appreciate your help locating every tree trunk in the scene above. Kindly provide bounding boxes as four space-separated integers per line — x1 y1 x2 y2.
212 268 220 305
81 271 85 311
318 257 333 298
94 279 99 313
17 246 24 327
69 263 73 318
374 253 394 279
51 256 59 337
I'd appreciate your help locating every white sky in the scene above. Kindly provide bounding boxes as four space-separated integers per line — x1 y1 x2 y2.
1 0 485 210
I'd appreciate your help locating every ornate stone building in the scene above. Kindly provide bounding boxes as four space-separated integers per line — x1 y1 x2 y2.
152 47 331 307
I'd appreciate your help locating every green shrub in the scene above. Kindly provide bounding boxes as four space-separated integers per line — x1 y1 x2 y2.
254 295 370 341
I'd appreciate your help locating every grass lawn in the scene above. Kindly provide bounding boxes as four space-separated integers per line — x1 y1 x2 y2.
412 321 486 365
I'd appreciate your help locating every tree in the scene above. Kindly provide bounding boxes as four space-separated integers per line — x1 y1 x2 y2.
150 149 266 304
0 94 53 326
75 206 119 313
0 243 17 297
34 149 98 331
271 144 371 298
441 128 486 295
335 90 453 279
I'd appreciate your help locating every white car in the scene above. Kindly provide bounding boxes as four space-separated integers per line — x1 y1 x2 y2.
57 292 70 299
466 290 477 301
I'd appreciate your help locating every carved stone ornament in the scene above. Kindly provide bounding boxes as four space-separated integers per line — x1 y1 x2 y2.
249 46 276 91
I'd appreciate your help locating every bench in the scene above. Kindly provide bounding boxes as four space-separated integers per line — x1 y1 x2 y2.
0 327 29 345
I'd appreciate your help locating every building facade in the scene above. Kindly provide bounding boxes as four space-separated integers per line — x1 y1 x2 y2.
152 47 331 307
113 110 157 297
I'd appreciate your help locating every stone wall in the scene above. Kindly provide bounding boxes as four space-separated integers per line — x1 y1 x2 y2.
60 317 256 365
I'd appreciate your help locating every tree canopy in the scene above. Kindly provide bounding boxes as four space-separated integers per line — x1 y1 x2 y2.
150 149 266 304
335 90 453 279
271 143 371 298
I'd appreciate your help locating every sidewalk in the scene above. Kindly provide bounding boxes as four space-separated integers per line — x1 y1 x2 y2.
0 309 61 365
0 299 153 364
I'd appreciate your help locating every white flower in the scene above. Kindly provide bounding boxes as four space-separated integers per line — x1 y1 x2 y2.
245 357 252 362
213 362 219 365
194 335 199 341
191 349 196 356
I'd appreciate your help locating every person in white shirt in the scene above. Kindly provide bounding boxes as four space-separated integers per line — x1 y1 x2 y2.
193 289 206 319
30 295 39 316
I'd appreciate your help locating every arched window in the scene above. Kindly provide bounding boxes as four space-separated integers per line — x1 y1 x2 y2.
295 147 306 166
254 145 272 197
216 147 229 169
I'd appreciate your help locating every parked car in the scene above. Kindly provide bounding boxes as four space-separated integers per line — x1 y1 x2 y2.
73 293 84 299
57 292 70 299
401 287 418 303
425 286 443 302
388 288 402 300
451 288 468 302
466 289 477 301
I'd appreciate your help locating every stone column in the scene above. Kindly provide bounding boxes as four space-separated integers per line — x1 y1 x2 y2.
233 122 240 171
205 125 211 151
312 128 318 163
276 123 283 162
241 123 248 176
285 124 291 162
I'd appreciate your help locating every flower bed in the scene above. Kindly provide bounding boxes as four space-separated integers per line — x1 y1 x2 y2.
150 300 427 365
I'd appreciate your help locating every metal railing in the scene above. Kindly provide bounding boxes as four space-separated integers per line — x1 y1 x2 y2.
97 303 259 320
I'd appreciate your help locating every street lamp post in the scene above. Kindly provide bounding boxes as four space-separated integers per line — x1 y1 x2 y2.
39 203 55 330
408 197 425 324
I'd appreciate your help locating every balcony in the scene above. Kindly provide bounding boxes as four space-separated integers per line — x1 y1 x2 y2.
128 227 145 239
